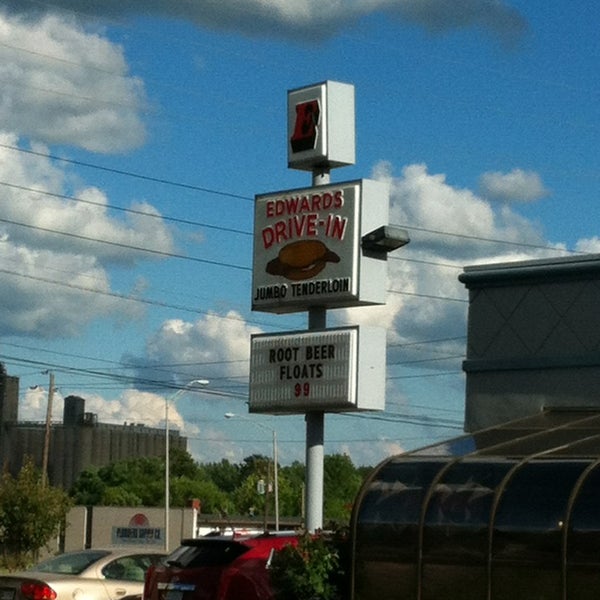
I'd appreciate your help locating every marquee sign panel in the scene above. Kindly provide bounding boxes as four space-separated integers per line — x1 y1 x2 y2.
249 326 386 414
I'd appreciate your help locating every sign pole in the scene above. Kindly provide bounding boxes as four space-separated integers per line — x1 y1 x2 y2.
250 82 405 534
305 168 330 533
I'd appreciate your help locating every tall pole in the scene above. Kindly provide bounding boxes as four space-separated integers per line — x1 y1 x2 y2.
273 429 279 531
164 379 209 552
42 371 54 487
164 393 171 552
224 412 279 530
305 168 329 533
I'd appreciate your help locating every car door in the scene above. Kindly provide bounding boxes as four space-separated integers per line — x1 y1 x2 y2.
100 555 153 600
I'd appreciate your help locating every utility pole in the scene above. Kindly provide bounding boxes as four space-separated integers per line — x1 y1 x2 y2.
42 370 54 486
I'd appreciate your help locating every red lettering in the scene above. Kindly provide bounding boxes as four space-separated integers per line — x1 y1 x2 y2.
286 197 299 213
262 227 274 249
306 213 318 236
264 189 345 218
326 215 347 240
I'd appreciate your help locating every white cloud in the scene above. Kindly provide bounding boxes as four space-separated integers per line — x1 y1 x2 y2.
130 311 263 389
340 161 562 366
0 134 175 336
6 0 526 44
0 11 147 153
575 237 600 253
479 168 549 203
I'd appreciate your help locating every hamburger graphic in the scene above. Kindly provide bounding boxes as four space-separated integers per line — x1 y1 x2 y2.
266 239 340 281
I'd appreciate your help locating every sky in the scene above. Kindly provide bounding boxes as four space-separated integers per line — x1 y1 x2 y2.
1 0 599 468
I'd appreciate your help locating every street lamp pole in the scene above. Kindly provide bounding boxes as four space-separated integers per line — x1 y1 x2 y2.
164 379 209 552
224 412 279 531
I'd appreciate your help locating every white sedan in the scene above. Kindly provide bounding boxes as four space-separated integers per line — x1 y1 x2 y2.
0 548 165 600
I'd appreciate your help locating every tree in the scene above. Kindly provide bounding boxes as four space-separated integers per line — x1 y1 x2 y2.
0 458 71 569
323 454 364 523
70 451 232 513
278 461 305 518
200 459 243 494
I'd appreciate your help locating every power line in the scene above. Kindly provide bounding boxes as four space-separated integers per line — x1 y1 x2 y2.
0 142 252 201
0 216 251 271
0 180 252 237
0 143 583 258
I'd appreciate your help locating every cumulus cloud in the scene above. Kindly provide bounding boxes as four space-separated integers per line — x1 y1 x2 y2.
0 11 147 153
0 135 174 336
5 0 526 44
341 161 563 368
128 310 263 389
21 385 196 435
479 168 549 203
575 237 600 254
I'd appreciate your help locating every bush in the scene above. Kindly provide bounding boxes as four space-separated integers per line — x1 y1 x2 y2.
269 531 348 600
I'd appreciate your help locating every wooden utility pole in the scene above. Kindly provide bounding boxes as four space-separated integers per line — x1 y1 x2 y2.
42 371 54 486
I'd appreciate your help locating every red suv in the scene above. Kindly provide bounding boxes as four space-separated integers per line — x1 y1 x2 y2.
143 532 298 600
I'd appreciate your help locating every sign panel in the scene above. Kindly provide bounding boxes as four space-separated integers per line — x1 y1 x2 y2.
249 326 386 414
288 81 355 171
252 179 389 313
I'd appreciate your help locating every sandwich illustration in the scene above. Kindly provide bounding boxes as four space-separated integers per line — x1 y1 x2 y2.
266 239 340 281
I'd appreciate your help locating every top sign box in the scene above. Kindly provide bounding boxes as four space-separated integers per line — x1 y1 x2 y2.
252 179 389 314
288 81 355 171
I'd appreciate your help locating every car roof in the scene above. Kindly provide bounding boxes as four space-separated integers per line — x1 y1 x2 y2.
181 531 298 546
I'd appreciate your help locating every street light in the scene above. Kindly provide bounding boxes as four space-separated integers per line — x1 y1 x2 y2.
165 379 209 551
224 412 279 531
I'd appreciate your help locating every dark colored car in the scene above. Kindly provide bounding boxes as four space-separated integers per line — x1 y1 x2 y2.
143 532 298 600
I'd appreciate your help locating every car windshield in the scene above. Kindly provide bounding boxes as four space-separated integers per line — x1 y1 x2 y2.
167 540 248 568
29 551 111 575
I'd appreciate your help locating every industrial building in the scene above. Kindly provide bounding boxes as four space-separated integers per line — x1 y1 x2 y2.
0 368 186 491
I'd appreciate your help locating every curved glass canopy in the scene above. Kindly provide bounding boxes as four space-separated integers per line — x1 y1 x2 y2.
351 410 600 600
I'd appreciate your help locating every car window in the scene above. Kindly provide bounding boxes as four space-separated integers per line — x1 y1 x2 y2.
102 555 161 582
31 551 111 575
167 541 248 568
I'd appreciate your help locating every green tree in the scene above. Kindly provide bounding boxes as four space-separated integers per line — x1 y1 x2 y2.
70 468 106 505
73 457 165 506
0 458 71 569
200 459 243 494
278 461 305 517
170 476 233 514
169 447 201 479
70 451 232 513
323 454 364 523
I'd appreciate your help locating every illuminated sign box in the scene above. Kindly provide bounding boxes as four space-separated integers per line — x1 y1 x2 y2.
252 179 389 314
288 80 355 171
248 326 386 414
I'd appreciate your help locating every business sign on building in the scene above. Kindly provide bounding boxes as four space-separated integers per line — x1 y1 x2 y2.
288 81 355 171
248 326 386 414
252 179 389 313
111 512 163 546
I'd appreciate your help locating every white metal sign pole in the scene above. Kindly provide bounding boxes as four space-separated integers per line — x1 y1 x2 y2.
305 168 329 533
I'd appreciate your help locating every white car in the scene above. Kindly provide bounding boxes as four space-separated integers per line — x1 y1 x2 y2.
0 548 165 600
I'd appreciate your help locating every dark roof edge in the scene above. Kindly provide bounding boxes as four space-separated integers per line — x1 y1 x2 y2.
459 253 600 287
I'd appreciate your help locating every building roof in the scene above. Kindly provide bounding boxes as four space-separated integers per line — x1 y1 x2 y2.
408 408 600 459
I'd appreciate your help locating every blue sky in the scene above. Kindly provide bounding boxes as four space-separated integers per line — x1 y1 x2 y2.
1 1 599 467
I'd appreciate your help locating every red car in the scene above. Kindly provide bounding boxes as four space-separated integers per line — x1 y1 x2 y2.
143 531 298 600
